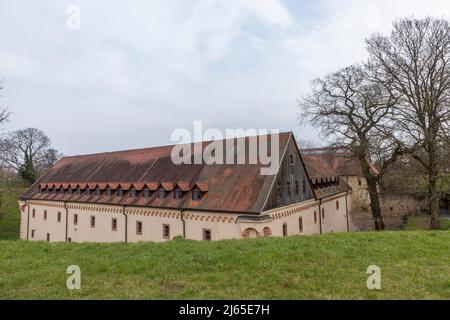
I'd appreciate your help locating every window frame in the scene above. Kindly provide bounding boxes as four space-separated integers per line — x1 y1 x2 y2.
136 221 143 235
90 215 96 228
203 228 212 241
112 218 117 231
163 224 170 239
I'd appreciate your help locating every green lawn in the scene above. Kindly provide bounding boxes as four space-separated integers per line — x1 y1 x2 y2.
0 231 449 299
1 188 449 299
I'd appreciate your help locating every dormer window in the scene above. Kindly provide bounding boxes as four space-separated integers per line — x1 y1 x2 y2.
85 188 90 196
143 188 150 198
117 188 123 197
76 189 81 195
130 188 137 198
192 189 202 200
158 188 166 199
174 188 183 199
60 188 64 195
68 189 72 195
95 187 100 196
106 188 111 197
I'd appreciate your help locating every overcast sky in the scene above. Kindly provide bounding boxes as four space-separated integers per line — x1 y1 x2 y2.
1 0 449 156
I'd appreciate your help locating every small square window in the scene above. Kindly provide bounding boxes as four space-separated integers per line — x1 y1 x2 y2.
203 229 211 241
90 216 96 228
136 221 143 235
192 189 202 200
163 224 170 239
174 188 183 199
68 237 72 242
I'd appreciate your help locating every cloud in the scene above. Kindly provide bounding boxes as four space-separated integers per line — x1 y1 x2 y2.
0 0 449 154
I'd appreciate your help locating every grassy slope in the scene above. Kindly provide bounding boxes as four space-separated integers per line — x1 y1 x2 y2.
0 231 449 300
1 188 449 299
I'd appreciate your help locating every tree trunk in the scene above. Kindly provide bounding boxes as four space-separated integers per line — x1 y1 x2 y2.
366 175 385 231
359 153 385 231
427 150 440 229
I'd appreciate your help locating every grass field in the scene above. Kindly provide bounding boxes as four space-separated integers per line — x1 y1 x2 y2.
1 189 449 299
0 231 449 299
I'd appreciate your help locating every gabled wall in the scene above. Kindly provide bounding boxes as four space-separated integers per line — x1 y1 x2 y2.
263 137 315 211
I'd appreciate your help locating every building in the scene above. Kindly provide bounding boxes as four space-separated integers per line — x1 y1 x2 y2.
18 132 351 243
301 146 421 230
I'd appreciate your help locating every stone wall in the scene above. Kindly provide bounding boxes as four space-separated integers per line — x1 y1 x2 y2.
349 192 424 231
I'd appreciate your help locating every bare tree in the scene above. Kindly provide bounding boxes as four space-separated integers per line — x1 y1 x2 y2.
299 64 407 230
0 128 61 185
0 79 11 126
367 17 450 229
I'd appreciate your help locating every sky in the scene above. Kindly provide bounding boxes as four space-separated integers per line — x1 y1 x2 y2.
1 0 450 156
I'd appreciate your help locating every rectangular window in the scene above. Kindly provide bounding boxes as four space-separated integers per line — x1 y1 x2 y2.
143 188 150 198
286 182 291 197
336 200 339 210
68 237 72 242
203 229 212 241
46 233 50 242
90 216 96 228
32 209 35 218
314 211 317 224
302 180 306 194
163 224 170 239
136 221 143 235
31 230 36 238
282 223 288 237
130 189 137 198
44 210 47 220
112 218 117 231
57 211 61 222
322 208 325 220
295 181 299 195
289 154 294 165
299 217 303 233
74 214 78 225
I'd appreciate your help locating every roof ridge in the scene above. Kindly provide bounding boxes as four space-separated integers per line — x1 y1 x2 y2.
60 131 293 160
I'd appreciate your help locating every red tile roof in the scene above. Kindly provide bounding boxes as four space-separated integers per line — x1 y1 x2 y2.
21 133 293 214
302 147 378 176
